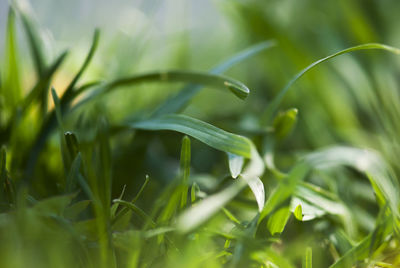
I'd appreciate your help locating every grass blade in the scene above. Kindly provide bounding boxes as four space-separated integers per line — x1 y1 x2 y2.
128 114 253 158
302 247 312 268
263 43 400 123
3 8 22 108
152 40 276 116
180 136 191 208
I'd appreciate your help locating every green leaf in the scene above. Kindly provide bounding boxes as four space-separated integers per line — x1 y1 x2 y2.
263 43 400 123
152 40 276 116
259 163 309 224
305 146 400 220
33 193 76 216
267 206 291 235
302 247 312 268
228 153 244 179
294 204 303 221
128 114 253 158
273 108 298 141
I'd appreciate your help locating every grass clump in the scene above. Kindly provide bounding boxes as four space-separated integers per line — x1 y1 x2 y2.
1 2 400 268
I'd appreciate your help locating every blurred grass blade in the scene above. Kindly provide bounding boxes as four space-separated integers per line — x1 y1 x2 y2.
259 163 309 224
180 136 191 208
51 87 64 131
302 247 312 268
18 4 47 77
294 204 303 221
129 114 253 158
273 108 298 141
263 43 400 123
22 51 68 114
228 153 244 179
3 8 22 108
177 178 247 233
152 40 276 116
65 154 82 193
267 206 291 235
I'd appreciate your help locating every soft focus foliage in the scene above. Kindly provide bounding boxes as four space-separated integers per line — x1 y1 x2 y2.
1 1 400 267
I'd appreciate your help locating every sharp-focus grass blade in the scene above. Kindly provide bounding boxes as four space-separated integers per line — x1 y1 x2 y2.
65 153 82 193
258 163 309 224
129 114 253 158
3 8 22 108
242 176 265 212
152 40 276 116
228 153 244 179
180 136 191 208
64 132 80 161
177 178 247 233
263 43 400 123
302 247 312 268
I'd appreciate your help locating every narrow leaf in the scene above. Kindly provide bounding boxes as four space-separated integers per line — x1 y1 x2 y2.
294 204 303 221
263 43 400 123
302 247 312 268
129 114 253 158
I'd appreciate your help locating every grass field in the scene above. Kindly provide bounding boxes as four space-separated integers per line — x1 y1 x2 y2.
1 1 400 267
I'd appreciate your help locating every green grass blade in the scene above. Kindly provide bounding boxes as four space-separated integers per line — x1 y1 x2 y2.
263 43 400 123
152 40 276 116
128 114 253 158
22 51 69 114
51 88 64 131
18 4 47 77
3 8 22 108
294 204 303 221
266 206 291 235
302 247 312 268
180 136 191 208
113 199 156 228
62 29 100 100
73 70 251 108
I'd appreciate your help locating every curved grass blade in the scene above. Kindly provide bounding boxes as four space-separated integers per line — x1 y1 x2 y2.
73 70 251 108
128 114 253 158
152 40 276 116
61 29 100 104
263 43 400 123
